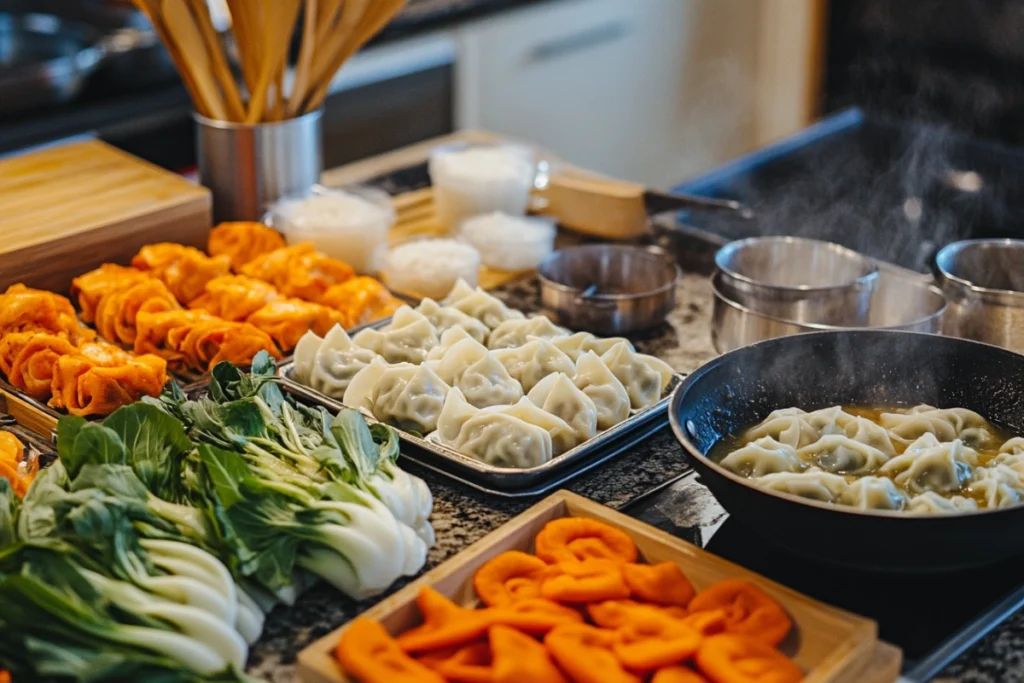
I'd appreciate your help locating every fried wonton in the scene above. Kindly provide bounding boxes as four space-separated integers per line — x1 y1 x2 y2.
4 333 77 400
94 278 181 346
0 284 94 343
49 352 168 417
207 221 286 270
246 298 348 351
239 242 354 301
189 275 281 322
70 264 151 323
165 318 282 372
132 243 233 304
318 276 402 328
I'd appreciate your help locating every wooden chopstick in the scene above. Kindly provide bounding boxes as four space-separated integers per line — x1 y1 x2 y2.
287 0 319 117
245 0 302 123
186 0 244 121
133 0 211 116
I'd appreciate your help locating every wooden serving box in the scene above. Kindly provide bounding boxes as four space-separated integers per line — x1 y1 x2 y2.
297 490 901 683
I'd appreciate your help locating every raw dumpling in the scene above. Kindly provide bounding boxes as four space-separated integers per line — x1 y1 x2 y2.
436 388 552 468
426 326 477 361
880 405 992 443
744 408 820 449
600 341 674 410
572 351 630 430
370 362 450 434
527 373 598 447
353 305 439 364
796 435 890 474
443 278 524 329
1000 437 1024 456
429 336 522 409
908 491 979 514
487 316 567 350
839 476 908 510
293 325 376 399
546 332 632 362
416 298 489 344
342 356 391 412
492 397 578 455
492 338 575 393
967 465 1024 509
719 437 803 477
878 438 977 494
755 468 849 502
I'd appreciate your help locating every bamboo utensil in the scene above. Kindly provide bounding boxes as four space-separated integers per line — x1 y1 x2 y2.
132 0 408 123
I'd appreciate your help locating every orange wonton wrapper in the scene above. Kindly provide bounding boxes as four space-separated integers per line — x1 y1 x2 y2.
165 318 281 372
540 559 632 603
49 352 167 417
694 634 803 683
545 623 641 683
239 242 354 300
587 599 688 629
208 221 286 271
687 579 792 647
5 333 78 400
418 641 492 683
0 431 36 498
490 624 568 683
318 276 401 328
94 278 181 346
611 613 702 671
473 550 550 607
189 275 281 322
652 666 710 683
535 517 639 565
0 284 93 343
132 243 232 304
623 561 696 608
245 298 347 352
70 264 150 323
397 587 493 654
135 310 218 365
336 618 445 683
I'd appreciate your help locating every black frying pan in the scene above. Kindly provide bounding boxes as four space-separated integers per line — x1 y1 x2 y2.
669 330 1024 572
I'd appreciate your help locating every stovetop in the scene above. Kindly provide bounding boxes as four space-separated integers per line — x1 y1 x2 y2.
623 471 1024 683
672 108 1024 273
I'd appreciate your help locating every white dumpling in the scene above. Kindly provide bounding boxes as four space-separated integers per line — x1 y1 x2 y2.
492 338 575 393
744 408 819 449
599 341 674 410
370 363 450 434
878 438 977 494
343 356 390 412
908 491 979 514
527 373 598 447
755 468 849 502
293 326 377 399
353 306 439 364
994 451 1024 479
1001 437 1024 456
801 406 859 436
796 435 890 474
839 476 908 510
416 298 489 344
429 336 522 409
720 437 803 477
573 351 630 430
880 405 992 442
426 326 476 361
443 278 524 329
545 332 634 362
489 397 577 455
843 417 899 455
487 316 568 350
436 388 552 468
967 465 1024 509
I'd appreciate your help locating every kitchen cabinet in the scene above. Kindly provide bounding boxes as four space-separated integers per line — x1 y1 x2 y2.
455 0 763 187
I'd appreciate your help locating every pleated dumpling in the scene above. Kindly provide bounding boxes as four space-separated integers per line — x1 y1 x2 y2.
878 436 977 494
967 465 1024 509
755 468 849 502
487 316 567 350
353 305 439 364
442 278 524 329
492 338 574 393
527 373 597 447
573 351 630 430
880 405 993 443
908 491 979 514
599 341 674 410
490 397 578 455
416 298 489 344
744 408 820 449
293 325 377 399
796 435 890 475
719 437 802 477
428 336 522 409
546 332 635 362
436 388 552 468
343 356 390 412
839 476 908 510
369 362 450 434
426 326 476 361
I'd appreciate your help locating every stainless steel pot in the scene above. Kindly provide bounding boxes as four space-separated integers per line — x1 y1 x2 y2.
712 268 947 353
936 239 1024 354
538 245 680 335
715 236 879 326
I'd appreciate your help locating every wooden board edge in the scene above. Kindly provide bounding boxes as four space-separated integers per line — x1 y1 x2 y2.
0 388 58 438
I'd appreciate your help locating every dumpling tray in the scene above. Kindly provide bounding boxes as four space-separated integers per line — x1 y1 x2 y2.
277 361 681 498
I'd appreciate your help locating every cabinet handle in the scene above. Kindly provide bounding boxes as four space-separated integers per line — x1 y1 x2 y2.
526 20 632 64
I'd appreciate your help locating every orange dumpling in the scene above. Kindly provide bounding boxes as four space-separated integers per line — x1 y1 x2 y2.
0 284 94 343
49 352 168 417
0 431 35 498
246 298 348 351
70 264 151 323
207 222 287 270
94 278 181 346
135 309 218 365
189 275 281 322
239 242 354 301
5 333 78 400
318 276 401 328
132 243 233 304
166 318 282 372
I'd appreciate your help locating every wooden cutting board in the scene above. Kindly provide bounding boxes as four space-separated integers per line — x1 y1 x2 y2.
0 140 211 295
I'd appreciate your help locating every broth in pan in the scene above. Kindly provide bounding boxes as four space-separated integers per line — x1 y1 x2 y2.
710 405 1024 513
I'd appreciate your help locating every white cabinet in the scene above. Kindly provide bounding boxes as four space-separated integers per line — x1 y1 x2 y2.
454 0 761 187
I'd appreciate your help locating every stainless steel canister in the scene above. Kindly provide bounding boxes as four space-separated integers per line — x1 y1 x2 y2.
936 239 1024 354
195 109 323 222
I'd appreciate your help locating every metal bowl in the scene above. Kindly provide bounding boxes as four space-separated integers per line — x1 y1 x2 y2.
715 236 879 326
712 269 947 353
538 245 680 335
935 239 1024 354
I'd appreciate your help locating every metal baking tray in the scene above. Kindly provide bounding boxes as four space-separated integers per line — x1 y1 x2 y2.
277 360 681 497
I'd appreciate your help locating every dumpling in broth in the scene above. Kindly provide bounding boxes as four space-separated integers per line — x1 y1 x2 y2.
369 362 450 434
353 306 439 364
744 408 820 449
880 405 993 443
755 468 849 502
600 341 674 410
292 325 376 399
415 298 489 344
492 338 575 393
839 476 908 511
573 350 630 430
908 491 979 514
443 278 524 329
719 437 803 478
527 373 598 447
436 388 552 468
878 437 977 494
487 316 567 350
843 416 899 455
428 336 522 409
796 435 890 475
967 465 1024 509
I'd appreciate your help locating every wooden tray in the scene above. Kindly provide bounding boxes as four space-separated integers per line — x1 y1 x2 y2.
297 490 900 683
0 384 58 437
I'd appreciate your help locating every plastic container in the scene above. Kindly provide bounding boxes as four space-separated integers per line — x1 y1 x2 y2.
383 238 481 299
460 212 556 271
429 143 536 230
269 185 395 274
